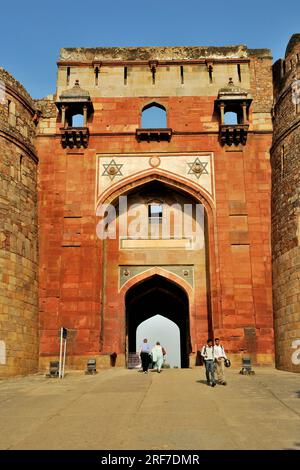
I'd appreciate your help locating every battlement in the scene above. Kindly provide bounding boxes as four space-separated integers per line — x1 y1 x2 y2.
272 34 300 96
55 45 272 108
0 67 35 110
59 45 271 63
0 67 38 154
285 34 300 57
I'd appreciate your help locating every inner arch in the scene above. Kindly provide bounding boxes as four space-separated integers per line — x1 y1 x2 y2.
136 315 181 368
126 274 191 368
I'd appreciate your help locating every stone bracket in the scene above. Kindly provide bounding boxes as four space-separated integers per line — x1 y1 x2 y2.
60 127 89 149
219 124 249 146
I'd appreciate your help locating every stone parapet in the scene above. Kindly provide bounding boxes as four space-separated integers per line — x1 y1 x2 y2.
0 67 35 109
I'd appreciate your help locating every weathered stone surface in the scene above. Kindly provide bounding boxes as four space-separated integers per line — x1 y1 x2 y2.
59 45 271 62
5 37 300 374
0 368 300 450
271 34 300 372
0 68 39 376
36 44 274 369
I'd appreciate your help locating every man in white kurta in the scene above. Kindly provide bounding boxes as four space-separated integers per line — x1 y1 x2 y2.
151 342 164 373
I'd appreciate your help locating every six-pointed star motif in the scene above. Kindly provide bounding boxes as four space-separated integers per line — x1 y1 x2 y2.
102 159 123 180
187 158 209 179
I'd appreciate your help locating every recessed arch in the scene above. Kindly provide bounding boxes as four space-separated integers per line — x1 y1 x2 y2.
141 101 167 113
125 274 191 367
224 111 238 125
136 315 181 368
97 168 215 215
97 169 221 362
141 102 167 128
71 113 84 127
120 266 193 300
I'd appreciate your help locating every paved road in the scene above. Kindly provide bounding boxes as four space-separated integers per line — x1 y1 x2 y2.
0 367 299 450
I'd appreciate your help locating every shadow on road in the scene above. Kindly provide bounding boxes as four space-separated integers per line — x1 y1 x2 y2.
283 442 300 450
196 379 210 385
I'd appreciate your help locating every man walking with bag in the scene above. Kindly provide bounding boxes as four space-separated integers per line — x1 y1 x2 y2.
214 338 227 385
201 338 216 387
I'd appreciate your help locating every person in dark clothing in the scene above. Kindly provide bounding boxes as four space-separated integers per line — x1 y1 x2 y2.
139 338 151 373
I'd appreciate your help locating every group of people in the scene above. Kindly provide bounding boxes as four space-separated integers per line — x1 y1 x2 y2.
139 336 228 385
139 339 166 374
201 338 228 387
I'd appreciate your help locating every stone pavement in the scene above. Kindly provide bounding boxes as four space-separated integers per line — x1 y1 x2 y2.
0 367 299 450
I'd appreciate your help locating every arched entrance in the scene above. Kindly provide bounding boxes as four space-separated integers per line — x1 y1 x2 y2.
136 315 181 367
97 171 218 365
125 274 191 368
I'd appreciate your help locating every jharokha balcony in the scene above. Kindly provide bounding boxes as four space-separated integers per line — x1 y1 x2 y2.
215 78 252 147
56 80 93 149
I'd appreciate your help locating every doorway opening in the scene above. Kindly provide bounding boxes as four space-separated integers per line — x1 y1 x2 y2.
125 274 191 368
136 315 181 367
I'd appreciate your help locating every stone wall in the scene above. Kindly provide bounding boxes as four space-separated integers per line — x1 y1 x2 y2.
0 68 39 376
36 45 274 369
4 39 298 374
56 45 268 101
271 34 300 372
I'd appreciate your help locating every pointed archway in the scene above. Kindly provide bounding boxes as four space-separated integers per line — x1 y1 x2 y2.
125 274 191 368
136 315 181 367
97 174 218 364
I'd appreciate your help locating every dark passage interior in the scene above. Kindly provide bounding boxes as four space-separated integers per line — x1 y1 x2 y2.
125 275 191 368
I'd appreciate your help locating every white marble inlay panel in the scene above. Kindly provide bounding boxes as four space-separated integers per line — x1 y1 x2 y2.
96 153 215 204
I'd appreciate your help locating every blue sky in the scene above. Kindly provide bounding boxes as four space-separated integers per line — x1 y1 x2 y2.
0 0 299 98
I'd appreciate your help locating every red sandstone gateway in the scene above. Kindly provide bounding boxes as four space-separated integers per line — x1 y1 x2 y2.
36 44 274 371
6 36 300 376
